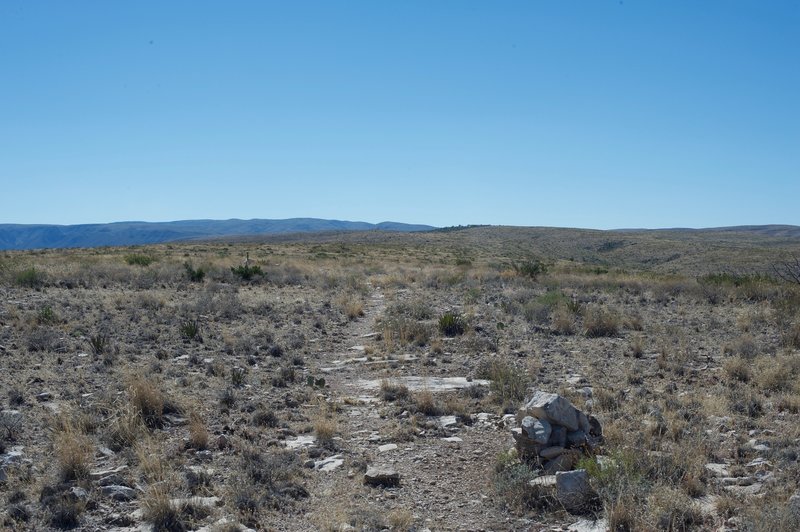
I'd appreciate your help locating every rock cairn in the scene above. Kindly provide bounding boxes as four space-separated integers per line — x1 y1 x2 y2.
512 391 602 474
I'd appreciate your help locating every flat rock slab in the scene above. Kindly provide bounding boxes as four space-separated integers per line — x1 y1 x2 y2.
437 415 458 428
364 466 400 487
100 485 137 501
378 444 398 453
568 519 608 532
284 435 316 450
725 483 763 496
90 465 129 480
171 496 222 509
705 463 731 477
196 518 256 532
358 376 489 393
315 455 344 472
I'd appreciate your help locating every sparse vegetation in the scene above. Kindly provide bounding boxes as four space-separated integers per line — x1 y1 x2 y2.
2 230 800 529
125 253 157 266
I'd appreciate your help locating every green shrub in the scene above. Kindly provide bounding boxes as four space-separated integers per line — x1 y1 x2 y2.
231 264 264 281
513 260 547 280
536 290 568 308
438 311 466 336
15 267 45 288
124 253 156 266
37 305 57 324
493 457 553 513
477 359 529 409
179 320 202 341
184 262 206 282
383 316 431 346
88 333 109 356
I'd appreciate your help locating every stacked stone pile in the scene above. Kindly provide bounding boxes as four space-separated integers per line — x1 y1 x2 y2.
512 391 602 474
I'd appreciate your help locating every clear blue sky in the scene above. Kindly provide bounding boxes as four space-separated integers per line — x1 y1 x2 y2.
1 1 798 229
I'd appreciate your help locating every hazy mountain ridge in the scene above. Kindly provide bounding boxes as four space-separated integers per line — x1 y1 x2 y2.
0 218 435 250
616 224 800 238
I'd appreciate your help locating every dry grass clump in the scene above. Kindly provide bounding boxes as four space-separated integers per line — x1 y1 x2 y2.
583 306 620 337
493 450 554 513
724 356 751 383
629 335 645 358
43 490 85 529
53 423 93 482
314 415 338 449
252 408 279 427
386 509 415 530
238 445 307 509
551 303 575 335
477 359 530 411
311 400 340 448
379 379 411 402
783 320 800 349
188 413 210 450
755 354 799 393
141 485 188 532
381 316 431 347
135 440 168 484
337 293 365 320
724 333 759 358
129 375 167 428
413 390 441 416
105 404 146 451
131 376 165 423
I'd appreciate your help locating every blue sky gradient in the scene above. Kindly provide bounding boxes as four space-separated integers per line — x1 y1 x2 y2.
1 1 798 228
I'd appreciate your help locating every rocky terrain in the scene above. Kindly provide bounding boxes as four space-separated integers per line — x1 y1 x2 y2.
1 228 800 531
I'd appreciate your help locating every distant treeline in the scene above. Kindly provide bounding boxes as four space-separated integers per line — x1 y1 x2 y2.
430 224 490 233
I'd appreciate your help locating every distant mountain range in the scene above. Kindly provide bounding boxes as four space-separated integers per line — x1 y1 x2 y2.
615 224 800 238
0 218 436 250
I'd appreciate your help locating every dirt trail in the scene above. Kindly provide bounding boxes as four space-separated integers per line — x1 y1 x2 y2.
296 287 531 531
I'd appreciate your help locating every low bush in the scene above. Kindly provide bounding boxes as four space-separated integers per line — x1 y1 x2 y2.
513 260 547 280
184 262 206 282
124 253 157 267
477 359 529 410
15 266 46 288
438 311 466 336
179 320 202 342
380 380 411 402
493 453 553 513
231 264 263 281
37 305 58 324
